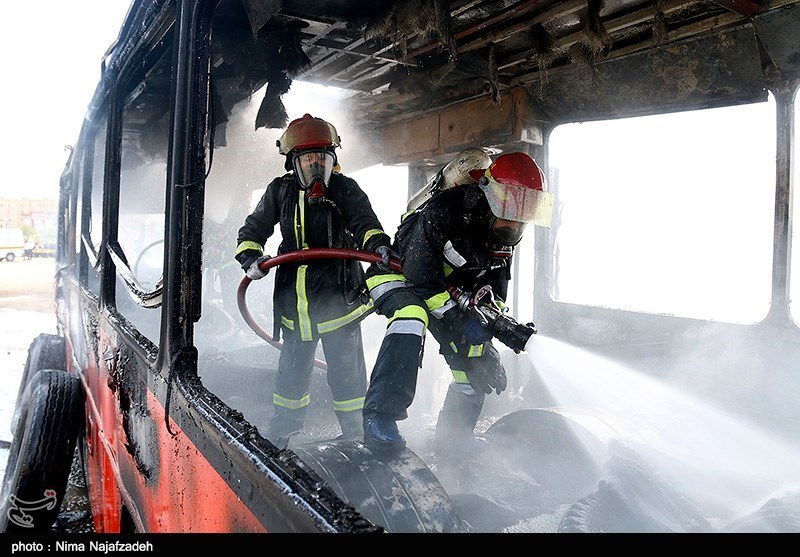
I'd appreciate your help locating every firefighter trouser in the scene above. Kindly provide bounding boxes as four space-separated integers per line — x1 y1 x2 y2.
433 328 504 441
270 324 367 440
363 273 500 437
363 286 429 422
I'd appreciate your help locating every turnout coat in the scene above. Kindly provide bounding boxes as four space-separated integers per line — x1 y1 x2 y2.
394 184 511 312
236 172 390 341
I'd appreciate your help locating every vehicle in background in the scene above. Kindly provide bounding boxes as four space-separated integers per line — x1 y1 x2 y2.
32 241 56 258
0 228 25 262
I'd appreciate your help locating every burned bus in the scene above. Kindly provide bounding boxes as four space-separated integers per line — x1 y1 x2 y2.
3 0 800 533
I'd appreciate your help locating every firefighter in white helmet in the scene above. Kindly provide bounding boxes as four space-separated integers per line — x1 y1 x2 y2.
235 114 393 445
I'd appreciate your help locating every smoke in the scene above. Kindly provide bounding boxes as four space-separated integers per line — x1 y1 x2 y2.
113 78 800 532
523 333 800 524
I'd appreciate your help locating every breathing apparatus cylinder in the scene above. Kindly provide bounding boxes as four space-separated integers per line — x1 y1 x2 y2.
406 147 493 212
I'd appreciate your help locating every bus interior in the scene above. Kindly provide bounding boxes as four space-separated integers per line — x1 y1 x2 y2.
58 0 800 533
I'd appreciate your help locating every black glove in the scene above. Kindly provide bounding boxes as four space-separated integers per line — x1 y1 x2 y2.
237 250 261 272
375 245 398 272
461 318 493 345
465 357 507 396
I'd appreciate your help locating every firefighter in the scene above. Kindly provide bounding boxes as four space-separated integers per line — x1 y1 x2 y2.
362 151 554 454
235 114 393 445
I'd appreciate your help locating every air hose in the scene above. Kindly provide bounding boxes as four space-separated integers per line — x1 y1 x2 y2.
237 248 402 370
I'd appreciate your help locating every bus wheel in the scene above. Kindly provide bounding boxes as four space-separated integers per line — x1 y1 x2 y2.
5 253 14 262
0 370 84 533
292 440 471 533
11 334 66 435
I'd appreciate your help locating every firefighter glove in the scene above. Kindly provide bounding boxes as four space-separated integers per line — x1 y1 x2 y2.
442 306 492 344
238 250 261 271
465 358 507 396
246 255 272 280
375 245 398 272
462 318 493 345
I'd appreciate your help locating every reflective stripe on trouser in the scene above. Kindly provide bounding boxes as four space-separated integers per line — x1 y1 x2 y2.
363 288 429 422
270 324 368 440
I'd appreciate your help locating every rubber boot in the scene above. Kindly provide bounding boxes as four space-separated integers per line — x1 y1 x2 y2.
336 410 363 440
434 383 484 458
269 406 306 449
363 413 406 454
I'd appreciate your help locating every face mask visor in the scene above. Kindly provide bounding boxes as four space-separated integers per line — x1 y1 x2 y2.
479 175 554 228
490 217 527 246
293 150 335 190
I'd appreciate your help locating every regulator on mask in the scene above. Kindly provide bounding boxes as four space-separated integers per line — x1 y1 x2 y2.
490 241 514 262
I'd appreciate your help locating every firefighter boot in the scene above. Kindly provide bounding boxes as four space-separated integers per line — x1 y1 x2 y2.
269 406 306 449
336 410 363 440
363 414 406 453
434 383 485 458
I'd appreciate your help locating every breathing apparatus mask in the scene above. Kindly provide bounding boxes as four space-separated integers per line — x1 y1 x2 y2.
292 149 336 206
489 214 527 246
488 216 522 266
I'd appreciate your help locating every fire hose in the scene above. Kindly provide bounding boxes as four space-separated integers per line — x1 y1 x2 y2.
237 248 397 370
237 248 537 370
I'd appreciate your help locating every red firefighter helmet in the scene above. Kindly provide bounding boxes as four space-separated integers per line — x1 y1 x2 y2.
276 114 341 155
469 151 553 228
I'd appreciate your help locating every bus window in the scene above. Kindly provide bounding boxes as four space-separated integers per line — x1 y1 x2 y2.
791 86 800 326
196 75 411 438
113 38 172 344
68 151 82 267
547 97 776 324
84 113 107 295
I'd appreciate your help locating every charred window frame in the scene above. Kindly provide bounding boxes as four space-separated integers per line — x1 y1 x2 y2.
79 108 109 297
102 10 177 351
789 84 799 326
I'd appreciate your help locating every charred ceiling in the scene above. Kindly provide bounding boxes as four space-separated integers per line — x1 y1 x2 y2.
110 0 799 160
206 0 799 139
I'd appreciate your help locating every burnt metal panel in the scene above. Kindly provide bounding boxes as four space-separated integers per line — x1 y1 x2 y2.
525 24 768 123
380 86 540 164
752 2 800 79
438 86 538 152
382 112 442 164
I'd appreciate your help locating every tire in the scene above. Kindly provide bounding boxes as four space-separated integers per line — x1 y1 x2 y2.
5 253 14 262
483 409 605 507
292 440 471 533
11 334 66 435
0 370 84 533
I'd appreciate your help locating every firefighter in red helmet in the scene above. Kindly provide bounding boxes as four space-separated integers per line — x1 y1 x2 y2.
361 151 553 454
235 114 393 446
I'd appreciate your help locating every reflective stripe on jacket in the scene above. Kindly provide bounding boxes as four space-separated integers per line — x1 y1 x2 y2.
236 172 390 339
